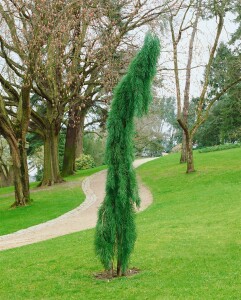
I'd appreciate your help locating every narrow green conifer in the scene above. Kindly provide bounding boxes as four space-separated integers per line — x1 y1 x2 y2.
95 33 160 276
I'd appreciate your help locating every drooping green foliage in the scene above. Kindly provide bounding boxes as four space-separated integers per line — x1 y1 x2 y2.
95 33 160 275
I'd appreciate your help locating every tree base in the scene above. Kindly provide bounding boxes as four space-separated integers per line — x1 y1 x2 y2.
10 198 32 208
61 170 75 177
94 267 140 280
38 178 65 187
186 169 196 174
10 202 26 208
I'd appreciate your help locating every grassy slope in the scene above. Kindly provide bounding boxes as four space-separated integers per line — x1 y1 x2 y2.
0 166 106 235
0 182 39 196
0 149 240 299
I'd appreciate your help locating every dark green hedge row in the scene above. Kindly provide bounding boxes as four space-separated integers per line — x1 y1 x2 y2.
198 143 241 153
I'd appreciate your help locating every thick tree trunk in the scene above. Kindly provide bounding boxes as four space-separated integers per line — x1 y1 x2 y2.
40 126 63 186
180 131 187 163
10 84 31 206
186 134 195 173
0 67 32 206
62 107 86 177
19 139 30 199
75 112 86 158
10 142 30 207
62 125 77 177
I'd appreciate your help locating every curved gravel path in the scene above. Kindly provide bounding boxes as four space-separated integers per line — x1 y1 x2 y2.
0 158 157 251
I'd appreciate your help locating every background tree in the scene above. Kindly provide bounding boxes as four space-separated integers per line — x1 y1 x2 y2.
61 0 178 176
0 136 13 187
229 1 241 47
0 0 176 190
134 96 178 156
95 33 160 277
195 42 241 146
0 0 48 205
82 133 106 166
166 0 241 173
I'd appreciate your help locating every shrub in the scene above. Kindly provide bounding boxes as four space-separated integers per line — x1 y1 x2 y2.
75 154 96 170
171 143 182 153
198 143 241 153
83 134 106 166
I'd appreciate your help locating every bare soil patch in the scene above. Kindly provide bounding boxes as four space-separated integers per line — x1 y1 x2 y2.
94 267 140 280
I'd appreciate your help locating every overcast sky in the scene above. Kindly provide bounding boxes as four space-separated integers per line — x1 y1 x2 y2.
158 11 238 99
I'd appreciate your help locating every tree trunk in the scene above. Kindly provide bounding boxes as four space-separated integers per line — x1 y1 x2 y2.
19 138 30 199
0 68 32 206
117 260 121 277
186 134 195 173
40 126 63 186
62 107 86 177
75 111 86 158
0 171 8 187
0 166 13 187
10 141 30 207
10 83 31 206
62 125 77 177
180 131 187 163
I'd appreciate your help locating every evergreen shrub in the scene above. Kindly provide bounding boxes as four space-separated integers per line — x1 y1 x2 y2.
95 33 160 276
75 154 95 170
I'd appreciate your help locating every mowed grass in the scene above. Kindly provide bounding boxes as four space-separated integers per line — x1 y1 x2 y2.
0 166 106 236
0 149 240 299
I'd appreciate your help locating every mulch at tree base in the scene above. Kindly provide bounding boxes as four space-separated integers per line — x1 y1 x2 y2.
94 267 140 280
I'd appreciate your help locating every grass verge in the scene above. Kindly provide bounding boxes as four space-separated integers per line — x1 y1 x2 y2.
0 166 106 236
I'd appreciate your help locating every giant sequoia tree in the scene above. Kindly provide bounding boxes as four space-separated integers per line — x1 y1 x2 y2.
95 33 160 277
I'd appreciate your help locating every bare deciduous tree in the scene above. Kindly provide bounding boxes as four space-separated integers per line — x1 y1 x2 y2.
166 0 241 173
0 0 50 205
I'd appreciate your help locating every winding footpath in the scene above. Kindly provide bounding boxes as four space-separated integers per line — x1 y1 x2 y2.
0 158 157 251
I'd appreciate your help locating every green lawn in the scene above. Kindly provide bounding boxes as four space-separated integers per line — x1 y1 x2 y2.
0 166 106 235
0 149 240 299
0 181 39 196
